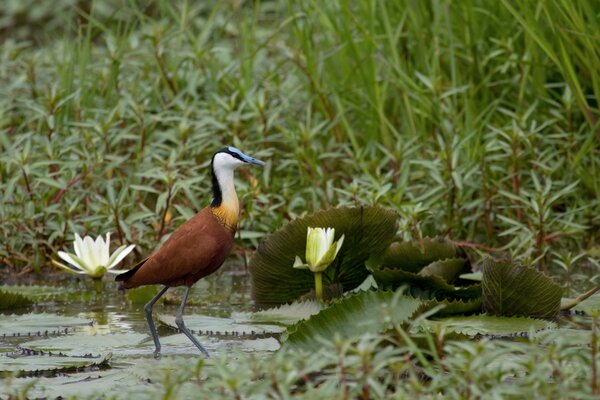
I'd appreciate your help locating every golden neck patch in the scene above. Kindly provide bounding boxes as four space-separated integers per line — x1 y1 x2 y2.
210 200 239 232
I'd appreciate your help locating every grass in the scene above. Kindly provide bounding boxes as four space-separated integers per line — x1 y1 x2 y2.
0 0 599 395
1 0 598 276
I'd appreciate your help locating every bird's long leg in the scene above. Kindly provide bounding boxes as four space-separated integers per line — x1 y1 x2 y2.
144 286 169 355
175 286 210 358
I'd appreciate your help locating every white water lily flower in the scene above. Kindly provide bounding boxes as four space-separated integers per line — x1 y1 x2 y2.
293 227 345 273
52 233 135 278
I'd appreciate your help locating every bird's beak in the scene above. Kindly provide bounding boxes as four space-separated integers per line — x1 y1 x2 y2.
240 154 265 166
247 157 265 166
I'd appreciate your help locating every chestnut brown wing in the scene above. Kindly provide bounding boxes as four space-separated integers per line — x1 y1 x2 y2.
119 208 234 288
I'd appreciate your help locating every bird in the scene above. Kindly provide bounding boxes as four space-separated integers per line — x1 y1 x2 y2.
116 146 265 357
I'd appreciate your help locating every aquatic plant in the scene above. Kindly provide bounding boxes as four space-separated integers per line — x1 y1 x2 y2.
293 227 345 300
51 233 135 279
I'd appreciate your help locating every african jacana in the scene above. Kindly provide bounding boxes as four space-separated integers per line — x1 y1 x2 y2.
116 147 265 357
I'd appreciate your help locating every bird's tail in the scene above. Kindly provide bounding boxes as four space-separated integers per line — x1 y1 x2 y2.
115 257 149 288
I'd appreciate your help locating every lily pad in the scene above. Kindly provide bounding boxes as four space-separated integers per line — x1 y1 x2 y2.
0 313 93 337
422 315 557 337
374 238 458 273
0 350 110 378
419 258 467 283
157 314 286 336
369 267 481 301
232 300 322 326
249 206 398 305
0 289 33 310
419 297 483 317
283 290 423 351
482 259 562 318
21 332 147 355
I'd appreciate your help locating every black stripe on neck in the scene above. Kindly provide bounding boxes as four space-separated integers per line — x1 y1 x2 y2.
210 162 222 207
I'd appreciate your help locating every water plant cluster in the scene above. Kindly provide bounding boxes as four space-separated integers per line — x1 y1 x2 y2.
1 0 600 398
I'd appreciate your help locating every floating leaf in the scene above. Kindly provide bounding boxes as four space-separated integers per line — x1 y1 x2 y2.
369 267 481 301
418 258 468 283
0 314 93 337
158 334 281 353
283 290 422 351
0 350 110 378
249 206 398 305
157 314 286 336
0 284 85 302
373 238 457 273
232 301 322 326
21 332 147 355
419 297 482 317
0 289 33 310
422 315 556 337
482 259 562 318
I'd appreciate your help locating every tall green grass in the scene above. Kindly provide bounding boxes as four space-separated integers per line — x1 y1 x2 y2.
0 0 598 278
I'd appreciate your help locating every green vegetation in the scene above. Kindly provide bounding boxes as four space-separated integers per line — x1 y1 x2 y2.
1 0 600 398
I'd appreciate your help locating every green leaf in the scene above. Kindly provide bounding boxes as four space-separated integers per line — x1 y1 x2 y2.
0 289 34 310
157 314 286 336
283 290 422 351
249 206 398 305
21 332 147 355
422 315 556 337
418 297 482 317
231 300 322 326
0 350 111 378
482 259 562 318
0 314 93 337
418 258 468 283
369 267 481 301
372 238 458 273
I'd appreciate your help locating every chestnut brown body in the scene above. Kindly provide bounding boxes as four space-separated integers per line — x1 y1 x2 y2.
117 208 234 289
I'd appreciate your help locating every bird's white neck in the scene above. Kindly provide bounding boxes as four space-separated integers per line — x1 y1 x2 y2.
210 166 239 231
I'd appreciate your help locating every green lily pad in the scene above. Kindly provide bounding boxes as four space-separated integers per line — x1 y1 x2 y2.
158 334 280 353
0 284 86 303
283 290 423 351
0 313 93 337
369 267 481 301
422 315 557 337
482 259 562 318
419 297 483 317
0 350 110 378
21 332 147 355
0 289 33 310
157 314 286 336
419 258 467 284
373 238 457 273
249 206 398 305
232 300 322 326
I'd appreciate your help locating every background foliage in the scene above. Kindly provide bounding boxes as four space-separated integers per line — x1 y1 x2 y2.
0 0 599 281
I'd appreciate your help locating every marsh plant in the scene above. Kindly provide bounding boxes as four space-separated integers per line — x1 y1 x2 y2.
293 227 345 300
51 233 135 279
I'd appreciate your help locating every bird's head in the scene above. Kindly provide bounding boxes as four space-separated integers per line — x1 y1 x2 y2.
212 146 265 172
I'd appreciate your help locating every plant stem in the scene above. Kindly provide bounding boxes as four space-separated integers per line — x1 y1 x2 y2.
560 285 600 311
315 272 323 301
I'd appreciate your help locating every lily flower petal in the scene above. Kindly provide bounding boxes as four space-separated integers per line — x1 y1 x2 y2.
51 260 89 275
293 255 309 270
57 251 87 272
107 244 136 269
